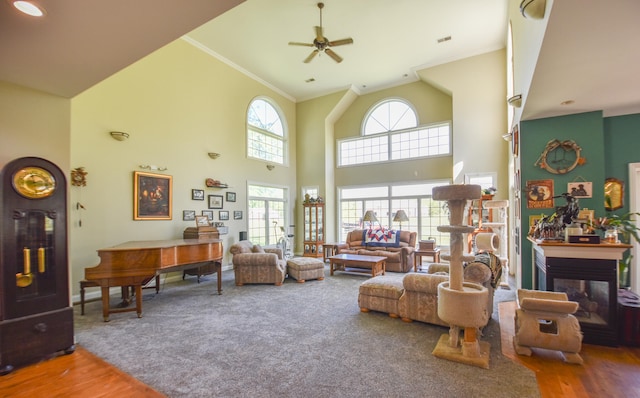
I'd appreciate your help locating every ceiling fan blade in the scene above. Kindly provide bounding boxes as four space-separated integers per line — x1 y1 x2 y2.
328 38 353 47
325 48 343 63
289 41 314 47
315 26 324 43
304 50 319 63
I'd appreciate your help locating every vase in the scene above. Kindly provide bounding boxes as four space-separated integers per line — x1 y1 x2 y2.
603 227 619 244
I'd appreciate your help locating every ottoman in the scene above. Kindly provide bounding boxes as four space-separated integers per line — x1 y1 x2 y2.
358 274 405 318
287 257 325 283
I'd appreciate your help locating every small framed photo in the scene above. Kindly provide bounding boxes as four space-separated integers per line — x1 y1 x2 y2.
208 194 223 209
192 189 204 201
226 192 236 202
195 215 210 227
234 210 243 220
183 210 196 221
567 182 592 198
202 210 214 220
219 210 229 221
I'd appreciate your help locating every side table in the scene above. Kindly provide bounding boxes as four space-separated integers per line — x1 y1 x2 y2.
322 242 340 262
414 248 441 272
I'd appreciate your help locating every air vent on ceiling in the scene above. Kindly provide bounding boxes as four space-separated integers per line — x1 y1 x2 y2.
437 36 452 43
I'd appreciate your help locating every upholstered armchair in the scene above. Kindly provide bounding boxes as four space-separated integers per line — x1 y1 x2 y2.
230 240 286 286
396 260 495 326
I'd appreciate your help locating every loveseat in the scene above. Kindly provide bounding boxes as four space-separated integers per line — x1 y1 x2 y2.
358 256 498 327
336 228 417 273
230 240 286 286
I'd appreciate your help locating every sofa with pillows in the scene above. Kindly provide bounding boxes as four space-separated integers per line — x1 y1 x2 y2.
336 228 417 273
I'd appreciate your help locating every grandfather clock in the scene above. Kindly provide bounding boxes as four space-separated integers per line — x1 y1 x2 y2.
0 157 75 375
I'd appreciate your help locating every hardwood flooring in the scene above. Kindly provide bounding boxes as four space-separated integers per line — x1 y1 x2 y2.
499 300 640 398
1 302 638 397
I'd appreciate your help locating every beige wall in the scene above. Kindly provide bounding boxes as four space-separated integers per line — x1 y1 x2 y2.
68 39 296 294
0 81 70 170
418 50 509 195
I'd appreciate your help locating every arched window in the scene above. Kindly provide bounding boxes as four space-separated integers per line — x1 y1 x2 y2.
338 98 450 166
247 97 286 164
363 99 417 135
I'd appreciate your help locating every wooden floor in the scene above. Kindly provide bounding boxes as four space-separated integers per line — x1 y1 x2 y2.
499 300 640 398
1 302 639 397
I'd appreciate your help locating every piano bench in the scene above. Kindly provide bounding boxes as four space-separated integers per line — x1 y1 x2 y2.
79 280 100 315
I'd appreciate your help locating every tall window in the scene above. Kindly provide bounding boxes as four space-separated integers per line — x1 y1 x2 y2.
338 181 451 246
247 97 286 165
247 184 288 246
338 98 451 166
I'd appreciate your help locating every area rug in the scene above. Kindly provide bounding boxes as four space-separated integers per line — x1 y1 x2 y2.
74 268 539 398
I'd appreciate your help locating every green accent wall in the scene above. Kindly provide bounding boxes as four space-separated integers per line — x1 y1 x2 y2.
519 111 605 288
604 113 640 214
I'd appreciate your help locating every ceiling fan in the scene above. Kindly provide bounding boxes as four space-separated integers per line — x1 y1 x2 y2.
288 2 354 63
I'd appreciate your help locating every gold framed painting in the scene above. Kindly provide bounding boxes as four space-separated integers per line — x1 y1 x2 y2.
134 171 172 220
604 177 624 211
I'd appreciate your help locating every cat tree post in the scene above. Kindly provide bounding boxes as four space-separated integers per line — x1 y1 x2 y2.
431 184 491 369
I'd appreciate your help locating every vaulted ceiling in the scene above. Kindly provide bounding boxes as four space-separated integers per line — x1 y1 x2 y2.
1 0 639 120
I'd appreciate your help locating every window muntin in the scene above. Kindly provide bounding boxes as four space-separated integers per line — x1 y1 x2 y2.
339 122 451 166
247 98 286 164
338 181 451 246
247 184 287 246
363 99 417 135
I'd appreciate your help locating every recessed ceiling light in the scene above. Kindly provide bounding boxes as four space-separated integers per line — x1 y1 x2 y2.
560 100 575 106
12 1 45 17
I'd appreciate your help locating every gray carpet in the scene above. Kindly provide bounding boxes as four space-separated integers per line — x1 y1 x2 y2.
74 267 539 398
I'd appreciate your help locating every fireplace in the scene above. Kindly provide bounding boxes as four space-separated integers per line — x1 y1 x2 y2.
531 240 629 347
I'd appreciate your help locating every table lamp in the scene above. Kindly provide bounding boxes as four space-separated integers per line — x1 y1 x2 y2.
393 210 409 230
363 210 378 230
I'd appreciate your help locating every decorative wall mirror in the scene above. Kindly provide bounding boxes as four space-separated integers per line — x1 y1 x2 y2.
604 177 624 211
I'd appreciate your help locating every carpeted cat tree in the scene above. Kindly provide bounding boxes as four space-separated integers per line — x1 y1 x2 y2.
431 184 491 369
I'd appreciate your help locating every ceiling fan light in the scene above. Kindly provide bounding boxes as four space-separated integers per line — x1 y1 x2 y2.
13 1 45 17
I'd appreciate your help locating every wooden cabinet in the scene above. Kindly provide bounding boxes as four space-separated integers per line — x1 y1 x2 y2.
0 157 75 374
303 202 324 257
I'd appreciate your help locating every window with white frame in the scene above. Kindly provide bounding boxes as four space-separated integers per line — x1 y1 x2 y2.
247 97 286 165
338 98 451 167
247 184 288 246
338 181 451 246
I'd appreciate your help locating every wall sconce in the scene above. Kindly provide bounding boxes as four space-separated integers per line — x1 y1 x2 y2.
266 164 275 171
520 0 546 19
502 132 513 142
507 94 522 108
208 152 220 160
110 131 129 141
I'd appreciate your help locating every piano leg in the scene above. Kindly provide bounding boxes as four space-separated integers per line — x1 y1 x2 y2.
215 261 222 295
135 285 143 318
101 286 110 322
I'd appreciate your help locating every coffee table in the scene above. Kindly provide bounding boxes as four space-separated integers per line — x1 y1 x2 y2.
328 253 386 277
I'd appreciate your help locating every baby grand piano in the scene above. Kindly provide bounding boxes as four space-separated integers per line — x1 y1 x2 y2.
84 238 223 321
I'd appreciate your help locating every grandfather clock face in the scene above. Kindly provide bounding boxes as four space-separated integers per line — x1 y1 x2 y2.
12 166 57 199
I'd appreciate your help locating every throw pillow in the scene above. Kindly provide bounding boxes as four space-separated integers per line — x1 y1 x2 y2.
252 244 265 253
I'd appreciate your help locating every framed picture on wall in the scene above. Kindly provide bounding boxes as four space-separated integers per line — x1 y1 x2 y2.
226 192 236 202
208 195 223 209
234 210 242 220
134 171 172 220
568 182 592 198
192 189 205 200
219 210 229 221
202 210 214 220
183 210 196 221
